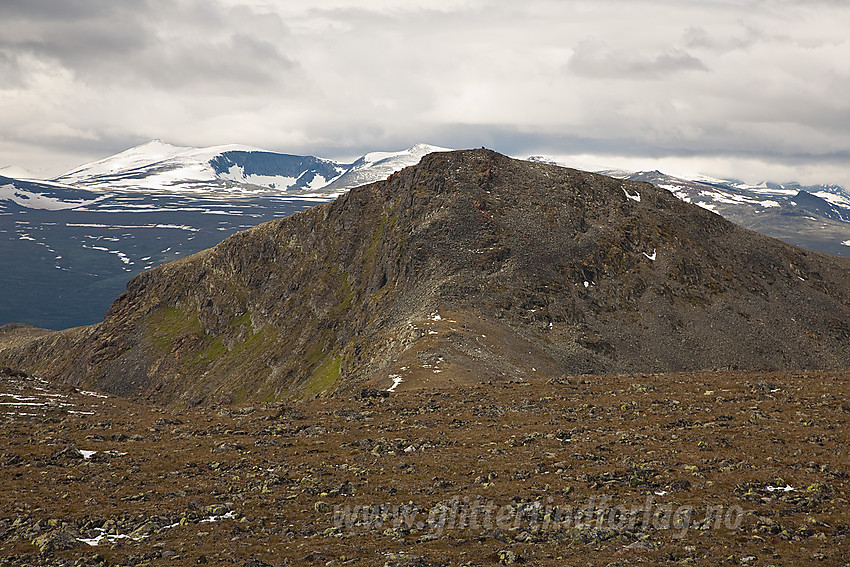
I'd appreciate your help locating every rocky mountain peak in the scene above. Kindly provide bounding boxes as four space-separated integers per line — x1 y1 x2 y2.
2 149 850 404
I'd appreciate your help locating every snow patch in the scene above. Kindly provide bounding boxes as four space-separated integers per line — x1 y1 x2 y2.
201 510 237 523
623 187 641 202
81 245 134 266
387 375 403 392
0 183 108 210
67 223 199 231
78 389 108 398
219 164 299 190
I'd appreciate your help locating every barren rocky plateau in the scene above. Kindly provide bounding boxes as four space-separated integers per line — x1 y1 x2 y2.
1 367 848 566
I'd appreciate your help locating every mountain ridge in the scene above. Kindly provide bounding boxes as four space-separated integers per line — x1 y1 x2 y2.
2 149 850 405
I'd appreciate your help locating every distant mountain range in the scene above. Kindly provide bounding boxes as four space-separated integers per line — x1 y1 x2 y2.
53 140 449 196
614 170 850 259
2 140 850 330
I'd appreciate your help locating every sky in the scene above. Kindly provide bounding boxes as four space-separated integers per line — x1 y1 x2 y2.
1 0 849 187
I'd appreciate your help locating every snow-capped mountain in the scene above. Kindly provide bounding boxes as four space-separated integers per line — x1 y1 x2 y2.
609 170 850 217
321 143 451 192
54 140 349 196
52 140 449 197
598 168 850 222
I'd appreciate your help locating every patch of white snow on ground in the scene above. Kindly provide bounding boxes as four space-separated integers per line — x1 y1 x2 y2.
79 389 108 398
201 510 237 523
623 188 641 202
78 531 132 546
79 508 235 546
81 245 134 267
387 375 403 392
1 394 40 402
67 223 199 231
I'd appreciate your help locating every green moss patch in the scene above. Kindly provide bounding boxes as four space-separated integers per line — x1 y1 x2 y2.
302 354 341 398
147 306 202 352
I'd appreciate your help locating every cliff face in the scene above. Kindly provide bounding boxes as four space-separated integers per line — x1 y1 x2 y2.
2 149 850 405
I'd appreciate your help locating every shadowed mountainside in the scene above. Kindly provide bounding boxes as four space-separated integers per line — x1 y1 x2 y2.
1 149 850 405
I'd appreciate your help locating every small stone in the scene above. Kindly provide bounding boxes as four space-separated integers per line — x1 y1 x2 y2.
498 550 524 565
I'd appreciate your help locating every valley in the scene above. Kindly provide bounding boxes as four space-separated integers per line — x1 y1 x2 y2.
0 189 325 330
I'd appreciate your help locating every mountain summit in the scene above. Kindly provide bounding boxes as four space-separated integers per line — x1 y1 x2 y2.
2 149 850 404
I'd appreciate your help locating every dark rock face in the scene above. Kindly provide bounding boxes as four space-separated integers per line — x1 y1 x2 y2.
208 151 344 191
1 149 850 404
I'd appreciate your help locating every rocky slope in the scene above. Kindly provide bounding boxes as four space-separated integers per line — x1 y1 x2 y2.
579 164 850 259
2 149 850 405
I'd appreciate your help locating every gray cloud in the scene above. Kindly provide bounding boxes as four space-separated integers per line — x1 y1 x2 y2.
0 49 27 89
0 0 848 187
0 0 129 21
568 40 708 80
0 0 295 92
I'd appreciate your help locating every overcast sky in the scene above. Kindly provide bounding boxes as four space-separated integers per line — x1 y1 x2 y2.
1 0 849 186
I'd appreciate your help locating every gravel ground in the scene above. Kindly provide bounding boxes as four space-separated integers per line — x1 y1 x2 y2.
0 368 848 566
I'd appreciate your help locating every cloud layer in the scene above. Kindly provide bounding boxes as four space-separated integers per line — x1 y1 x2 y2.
1 0 849 186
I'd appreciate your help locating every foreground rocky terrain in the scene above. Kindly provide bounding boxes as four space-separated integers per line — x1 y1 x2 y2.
1 367 848 566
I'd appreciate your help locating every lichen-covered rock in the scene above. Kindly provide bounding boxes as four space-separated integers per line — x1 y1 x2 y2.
32 528 81 554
